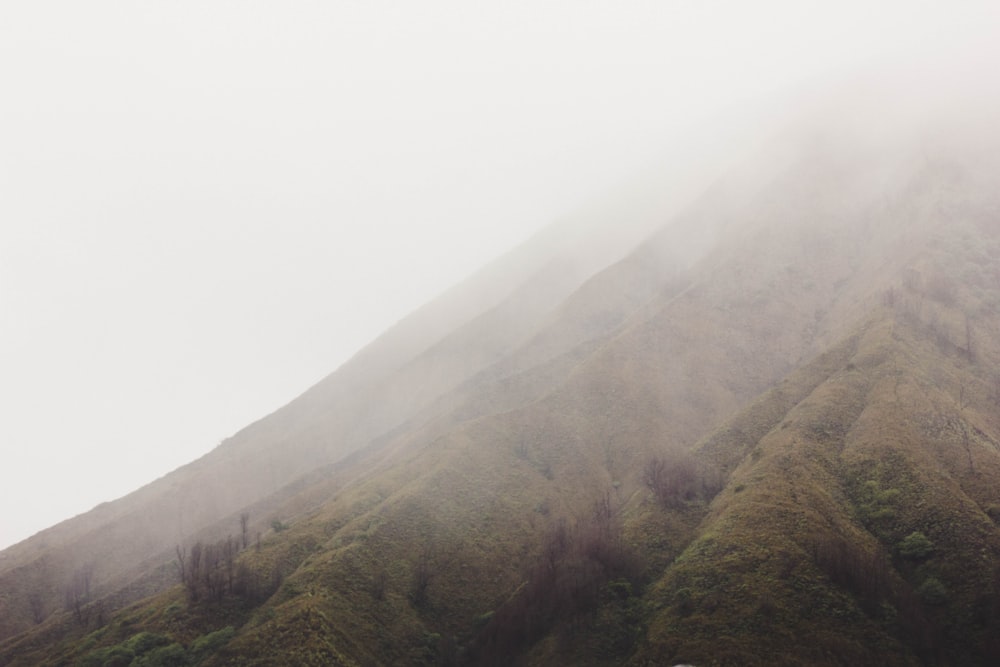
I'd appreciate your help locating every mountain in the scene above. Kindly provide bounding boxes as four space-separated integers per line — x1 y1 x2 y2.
3 79 1000 666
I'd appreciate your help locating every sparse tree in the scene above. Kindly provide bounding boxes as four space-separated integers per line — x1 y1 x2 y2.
240 512 250 549
187 541 203 601
643 451 698 507
371 568 388 601
965 314 974 362
410 546 436 609
175 544 187 584
223 535 236 593
64 563 94 624
962 423 975 473
28 591 45 624
642 457 668 501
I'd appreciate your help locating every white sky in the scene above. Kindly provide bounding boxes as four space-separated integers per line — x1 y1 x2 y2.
1 1 996 550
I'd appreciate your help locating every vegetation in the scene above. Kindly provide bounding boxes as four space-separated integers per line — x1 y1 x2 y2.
5 125 1000 666
897 532 934 561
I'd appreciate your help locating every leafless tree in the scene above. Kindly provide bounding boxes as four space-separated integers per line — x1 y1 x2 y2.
643 451 698 507
371 568 388 601
28 591 45 624
64 563 94 624
240 512 250 549
965 314 974 362
186 541 203 601
410 546 436 608
175 544 187 584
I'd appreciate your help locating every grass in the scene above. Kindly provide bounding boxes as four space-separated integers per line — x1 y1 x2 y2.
7 158 1000 666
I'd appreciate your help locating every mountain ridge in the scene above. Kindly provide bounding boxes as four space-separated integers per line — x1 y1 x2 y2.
4 91 1000 665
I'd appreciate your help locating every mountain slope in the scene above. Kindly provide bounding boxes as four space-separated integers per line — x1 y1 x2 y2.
0 200 669 644
3 89 1000 666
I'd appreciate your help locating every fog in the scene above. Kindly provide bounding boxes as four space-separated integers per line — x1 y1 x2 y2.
1 1 996 550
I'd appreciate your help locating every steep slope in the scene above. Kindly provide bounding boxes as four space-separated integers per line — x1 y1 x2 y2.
0 205 668 643
190 130 1000 665
4 89 1000 666
637 268 1000 665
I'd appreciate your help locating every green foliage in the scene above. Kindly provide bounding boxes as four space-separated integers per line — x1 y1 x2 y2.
917 576 948 605
855 479 901 526
76 628 234 667
897 531 934 560
79 632 173 667
189 626 235 661
131 643 190 667
271 519 288 533
78 644 135 667
124 632 171 655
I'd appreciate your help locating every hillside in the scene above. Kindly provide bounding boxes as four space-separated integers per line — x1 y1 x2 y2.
0 203 667 645
3 92 1000 666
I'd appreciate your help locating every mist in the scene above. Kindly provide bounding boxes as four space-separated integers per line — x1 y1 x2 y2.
0 0 996 552
6 4 1000 664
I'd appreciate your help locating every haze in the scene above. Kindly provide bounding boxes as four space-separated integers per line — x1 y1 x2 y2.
0 1 996 550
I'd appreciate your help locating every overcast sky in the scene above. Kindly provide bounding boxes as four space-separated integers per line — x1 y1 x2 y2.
1 1 996 550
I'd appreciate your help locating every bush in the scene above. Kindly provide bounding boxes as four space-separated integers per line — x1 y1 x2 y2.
124 632 171 655
189 626 235 661
131 643 190 667
643 451 709 507
79 645 135 667
897 531 934 560
917 576 948 605
855 480 900 527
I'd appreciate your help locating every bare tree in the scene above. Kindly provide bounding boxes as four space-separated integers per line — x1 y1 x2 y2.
240 512 250 550
223 535 236 594
371 569 388 601
642 457 667 501
965 314 974 362
28 591 45 624
175 544 187 584
186 541 203 601
64 564 94 624
410 546 437 608
643 451 698 507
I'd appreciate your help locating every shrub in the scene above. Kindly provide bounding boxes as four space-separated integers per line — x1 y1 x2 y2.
131 643 190 667
189 626 235 661
79 646 135 667
643 451 703 507
917 577 948 605
124 632 171 655
897 531 934 561
855 480 900 527
985 504 1000 523
80 632 177 667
